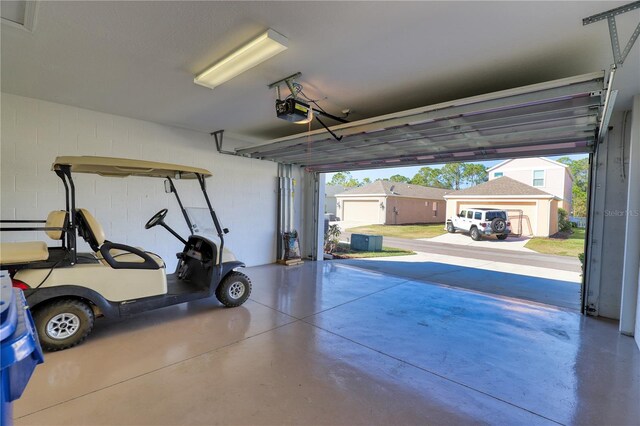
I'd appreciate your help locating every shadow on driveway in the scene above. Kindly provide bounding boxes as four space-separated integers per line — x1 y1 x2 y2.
334 258 581 310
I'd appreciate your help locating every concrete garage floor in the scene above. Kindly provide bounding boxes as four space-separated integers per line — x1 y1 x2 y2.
15 263 639 425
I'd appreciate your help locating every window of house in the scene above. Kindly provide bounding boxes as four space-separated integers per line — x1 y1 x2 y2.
494 172 503 178
432 201 438 216
533 170 544 187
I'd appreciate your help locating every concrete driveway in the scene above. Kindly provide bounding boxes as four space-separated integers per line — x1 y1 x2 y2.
424 231 534 252
336 251 581 310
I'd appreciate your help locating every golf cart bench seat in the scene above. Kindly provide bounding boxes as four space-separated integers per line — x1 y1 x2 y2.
0 210 69 266
0 242 49 265
75 208 163 270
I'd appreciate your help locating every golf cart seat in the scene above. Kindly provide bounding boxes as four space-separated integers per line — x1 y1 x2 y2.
0 210 69 267
45 210 68 241
75 208 164 269
0 242 49 265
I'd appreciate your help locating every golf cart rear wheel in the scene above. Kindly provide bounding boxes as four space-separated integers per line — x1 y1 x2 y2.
470 227 481 241
34 299 95 351
216 271 251 307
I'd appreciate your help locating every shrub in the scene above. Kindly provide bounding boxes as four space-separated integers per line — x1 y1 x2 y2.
324 224 341 254
558 208 572 232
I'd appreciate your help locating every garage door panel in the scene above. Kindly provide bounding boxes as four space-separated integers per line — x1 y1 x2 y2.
237 72 604 172
343 200 382 224
259 98 599 163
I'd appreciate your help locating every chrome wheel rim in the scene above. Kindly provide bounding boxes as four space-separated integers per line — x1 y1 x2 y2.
46 313 80 340
228 282 245 299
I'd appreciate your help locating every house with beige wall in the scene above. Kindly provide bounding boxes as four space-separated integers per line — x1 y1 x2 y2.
487 157 573 212
444 177 560 237
336 181 449 225
325 184 344 218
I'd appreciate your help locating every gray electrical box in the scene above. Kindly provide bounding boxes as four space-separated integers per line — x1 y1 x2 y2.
350 234 383 251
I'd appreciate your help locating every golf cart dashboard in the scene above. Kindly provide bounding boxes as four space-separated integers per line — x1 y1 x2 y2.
179 236 215 266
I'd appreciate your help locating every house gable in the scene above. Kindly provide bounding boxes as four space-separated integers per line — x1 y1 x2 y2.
485 158 572 210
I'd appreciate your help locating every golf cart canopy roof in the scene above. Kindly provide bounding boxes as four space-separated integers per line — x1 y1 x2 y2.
52 156 212 179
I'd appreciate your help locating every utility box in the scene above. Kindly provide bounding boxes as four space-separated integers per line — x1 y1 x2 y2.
350 234 383 251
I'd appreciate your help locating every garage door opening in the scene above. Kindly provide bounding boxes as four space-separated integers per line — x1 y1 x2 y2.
236 72 609 314
322 153 590 311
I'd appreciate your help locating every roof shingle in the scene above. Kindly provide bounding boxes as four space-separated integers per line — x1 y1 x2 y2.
444 176 554 197
338 180 450 199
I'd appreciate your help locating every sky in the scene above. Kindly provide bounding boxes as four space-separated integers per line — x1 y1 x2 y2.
324 154 589 182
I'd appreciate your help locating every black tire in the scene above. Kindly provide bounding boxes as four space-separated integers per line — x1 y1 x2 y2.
491 218 507 233
446 222 455 233
33 299 95 351
470 227 481 241
497 234 508 240
216 271 252 307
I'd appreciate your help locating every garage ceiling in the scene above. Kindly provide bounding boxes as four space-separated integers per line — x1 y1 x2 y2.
1 2 638 144
236 72 606 172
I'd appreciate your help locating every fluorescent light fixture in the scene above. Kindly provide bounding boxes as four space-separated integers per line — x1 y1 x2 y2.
194 29 288 89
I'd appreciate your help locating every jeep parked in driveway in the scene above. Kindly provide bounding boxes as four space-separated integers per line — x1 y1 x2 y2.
446 208 511 241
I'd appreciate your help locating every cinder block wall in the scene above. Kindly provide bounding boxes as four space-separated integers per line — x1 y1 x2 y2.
1 93 278 269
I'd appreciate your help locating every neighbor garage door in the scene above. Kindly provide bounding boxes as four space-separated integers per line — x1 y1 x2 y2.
456 201 538 236
343 200 382 224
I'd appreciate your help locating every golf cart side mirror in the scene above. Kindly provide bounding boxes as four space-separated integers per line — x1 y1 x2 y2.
164 179 173 193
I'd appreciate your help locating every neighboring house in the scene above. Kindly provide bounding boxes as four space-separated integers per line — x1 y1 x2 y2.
325 184 344 218
487 157 573 212
336 181 449 225
443 176 560 237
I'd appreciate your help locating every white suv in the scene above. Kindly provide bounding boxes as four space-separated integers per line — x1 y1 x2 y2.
446 208 511 241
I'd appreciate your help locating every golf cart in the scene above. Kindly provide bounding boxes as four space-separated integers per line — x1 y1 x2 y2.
0 156 251 351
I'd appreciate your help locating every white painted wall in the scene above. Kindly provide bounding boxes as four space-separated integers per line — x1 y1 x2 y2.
489 158 572 211
587 110 635 319
0 93 279 269
619 95 639 346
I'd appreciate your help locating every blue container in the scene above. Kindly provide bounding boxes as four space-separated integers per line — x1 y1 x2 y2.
350 234 383 252
1 277 44 426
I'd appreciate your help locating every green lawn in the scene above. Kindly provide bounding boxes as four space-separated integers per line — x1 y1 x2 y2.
345 223 447 239
524 228 586 257
331 243 415 259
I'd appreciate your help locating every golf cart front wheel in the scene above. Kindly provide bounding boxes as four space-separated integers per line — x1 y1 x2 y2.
216 271 252 307
34 299 95 351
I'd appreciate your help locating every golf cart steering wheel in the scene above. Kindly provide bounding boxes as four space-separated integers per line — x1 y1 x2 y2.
145 208 168 229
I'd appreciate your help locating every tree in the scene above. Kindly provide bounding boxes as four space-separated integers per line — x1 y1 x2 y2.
361 177 371 185
572 188 588 217
410 167 446 188
558 157 589 192
389 174 410 183
439 163 465 190
557 157 589 216
462 163 488 186
328 171 359 188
